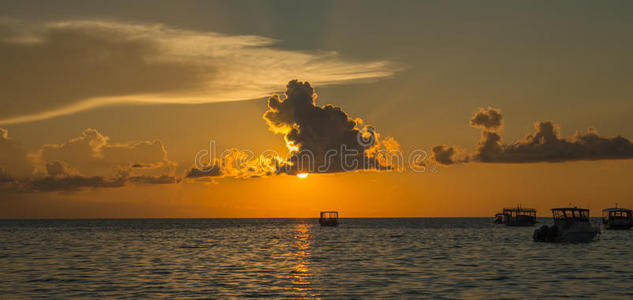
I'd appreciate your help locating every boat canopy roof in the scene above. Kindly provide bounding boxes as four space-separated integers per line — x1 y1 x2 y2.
552 207 590 220
603 207 632 212
320 211 338 218
551 207 589 212
503 207 536 213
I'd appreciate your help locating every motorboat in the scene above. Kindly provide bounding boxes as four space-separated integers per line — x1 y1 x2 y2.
602 206 633 230
533 207 599 242
501 206 536 226
319 211 339 226
493 212 504 224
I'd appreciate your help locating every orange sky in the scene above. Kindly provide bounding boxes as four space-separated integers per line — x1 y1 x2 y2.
3 160 632 218
1 1 633 218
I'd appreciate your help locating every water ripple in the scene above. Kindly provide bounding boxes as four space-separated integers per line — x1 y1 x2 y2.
0 218 632 298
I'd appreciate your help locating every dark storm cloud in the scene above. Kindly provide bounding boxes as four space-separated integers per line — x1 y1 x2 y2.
263 80 398 174
432 108 633 165
469 107 503 131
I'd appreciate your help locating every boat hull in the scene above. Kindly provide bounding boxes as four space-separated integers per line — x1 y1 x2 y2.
559 229 599 243
319 219 338 226
533 224 599 243
493 215 504 224
605 223 632 230
505 220 536 227
604 219 633 230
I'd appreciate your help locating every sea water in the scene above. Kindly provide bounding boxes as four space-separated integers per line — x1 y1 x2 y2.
1 218 632 298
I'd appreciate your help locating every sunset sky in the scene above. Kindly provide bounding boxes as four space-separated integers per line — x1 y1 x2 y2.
2 0 633 218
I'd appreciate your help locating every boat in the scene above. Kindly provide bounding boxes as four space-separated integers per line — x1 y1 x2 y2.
493 212 504 224
533 207 599 243
319 211 339 226
602 206 633 230
494 206 536 226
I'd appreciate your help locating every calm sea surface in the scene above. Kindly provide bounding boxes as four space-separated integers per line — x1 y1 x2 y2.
1 218 633 298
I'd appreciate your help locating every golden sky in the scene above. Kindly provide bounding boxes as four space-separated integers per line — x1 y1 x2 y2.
1 1 633 218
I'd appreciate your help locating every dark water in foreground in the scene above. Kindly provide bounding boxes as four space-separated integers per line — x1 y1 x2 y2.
1 218 633 298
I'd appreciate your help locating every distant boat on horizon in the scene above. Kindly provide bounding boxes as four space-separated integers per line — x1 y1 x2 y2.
319 211 339 227
493 205 537 226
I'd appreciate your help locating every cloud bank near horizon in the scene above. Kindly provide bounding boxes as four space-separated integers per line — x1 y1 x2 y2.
0 128 178 192
432 107 633 165
0 18 396 125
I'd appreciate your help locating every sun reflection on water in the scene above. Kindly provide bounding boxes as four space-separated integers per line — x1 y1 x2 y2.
289 223 318 298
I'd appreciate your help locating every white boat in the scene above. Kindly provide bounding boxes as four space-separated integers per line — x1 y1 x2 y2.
533 207 599 243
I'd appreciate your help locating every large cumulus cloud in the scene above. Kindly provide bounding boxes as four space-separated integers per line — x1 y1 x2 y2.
0 18 395 125
263 80 399 174
432 107 633 165
186 80 400 178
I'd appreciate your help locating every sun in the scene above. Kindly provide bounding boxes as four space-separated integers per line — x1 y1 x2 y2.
297 173 309 179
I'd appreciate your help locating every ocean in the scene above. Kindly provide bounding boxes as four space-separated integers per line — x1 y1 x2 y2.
1 218 632 298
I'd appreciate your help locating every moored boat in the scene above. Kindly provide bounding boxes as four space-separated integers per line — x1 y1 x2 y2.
319 211 339 226
499 206 537 226
493 212 504 224
533 207 599 243
602 207 633 230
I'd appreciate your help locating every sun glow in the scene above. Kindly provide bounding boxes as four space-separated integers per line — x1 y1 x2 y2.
297 173 309 179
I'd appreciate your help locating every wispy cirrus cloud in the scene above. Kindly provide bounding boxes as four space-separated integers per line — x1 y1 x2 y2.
0 18 397 125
